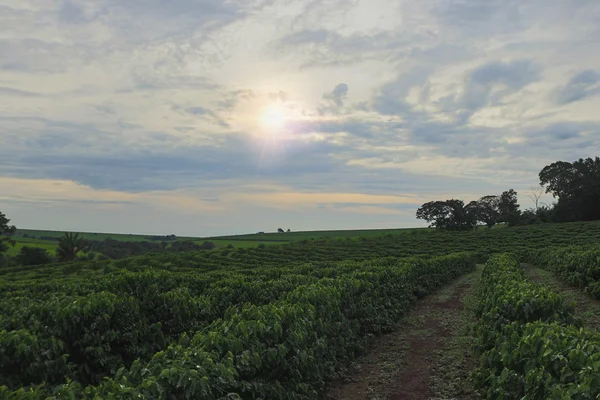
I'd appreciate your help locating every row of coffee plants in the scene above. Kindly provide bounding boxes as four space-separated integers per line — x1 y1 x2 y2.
1 253 475 398
522 246 600 299
472 254 600 398
2 221 600 280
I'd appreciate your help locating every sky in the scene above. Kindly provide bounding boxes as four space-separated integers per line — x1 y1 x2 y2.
1 0 599 236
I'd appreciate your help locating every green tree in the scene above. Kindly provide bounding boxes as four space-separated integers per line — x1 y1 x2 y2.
56 232 85 262
0 211 16 255
498 189 521 227
473 195 500 228
16 246 53 266
539 157 600 222
416 199 477 230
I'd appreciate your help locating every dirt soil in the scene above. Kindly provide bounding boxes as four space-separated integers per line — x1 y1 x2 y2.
324 269 482 400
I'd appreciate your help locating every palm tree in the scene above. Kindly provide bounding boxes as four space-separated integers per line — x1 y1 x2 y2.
56 232 85 262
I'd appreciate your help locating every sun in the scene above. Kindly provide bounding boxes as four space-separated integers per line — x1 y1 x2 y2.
261 106 287 130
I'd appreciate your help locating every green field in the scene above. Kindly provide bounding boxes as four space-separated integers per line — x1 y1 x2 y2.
15 229 169 242
13 225 497 253
12 226 430 253
2 221 600 398
5 237 58 257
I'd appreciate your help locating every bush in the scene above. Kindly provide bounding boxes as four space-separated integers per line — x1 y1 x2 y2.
16 247 53 266
1 253 476 398
472 254 600 398
525 246 600 299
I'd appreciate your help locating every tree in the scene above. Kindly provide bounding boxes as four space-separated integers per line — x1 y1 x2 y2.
56 232 85 262
498 189 521 227
16 246 53 266
539 157 600 222
0 211 16 255
527 185 546 211
473 195 500 228
416 199 477 230
277 228 284 233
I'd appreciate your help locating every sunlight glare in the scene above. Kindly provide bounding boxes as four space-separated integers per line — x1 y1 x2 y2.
261 106 287 130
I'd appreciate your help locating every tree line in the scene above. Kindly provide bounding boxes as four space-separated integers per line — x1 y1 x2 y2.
416 157 600 229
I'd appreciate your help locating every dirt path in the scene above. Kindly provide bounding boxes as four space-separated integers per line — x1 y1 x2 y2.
324 268 482 400
522 263 600 331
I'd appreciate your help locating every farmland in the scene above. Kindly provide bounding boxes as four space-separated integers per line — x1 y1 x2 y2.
11 227 430 256
1 221 600 398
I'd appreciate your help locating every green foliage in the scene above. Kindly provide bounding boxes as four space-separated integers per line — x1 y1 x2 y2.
472 254 600 399
0 211 17 254
524 246 600 299
15 247 53 266
497 189 521 227
416 199 477 230
56 232 85 262
472 195 500 228
540 156 600 222
0 252 475 398
3 221 600 398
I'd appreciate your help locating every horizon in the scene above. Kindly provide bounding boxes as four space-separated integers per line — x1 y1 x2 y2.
2 0 598 236
14 224 427 239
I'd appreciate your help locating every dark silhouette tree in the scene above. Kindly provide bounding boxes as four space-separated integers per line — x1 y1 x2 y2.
539 157 600 222
277 228 284 233
473 195 500 228
16 246 53 266
0 211 16 255
416 199 477 230
498 189 521 226
520 205 555 225
56 232 85 262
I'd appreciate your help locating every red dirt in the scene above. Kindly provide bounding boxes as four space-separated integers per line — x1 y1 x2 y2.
325 280 472 400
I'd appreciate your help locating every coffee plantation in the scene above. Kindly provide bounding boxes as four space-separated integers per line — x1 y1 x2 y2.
1 221 600 398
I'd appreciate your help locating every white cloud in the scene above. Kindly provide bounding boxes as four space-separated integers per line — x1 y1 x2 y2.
1 0 599 234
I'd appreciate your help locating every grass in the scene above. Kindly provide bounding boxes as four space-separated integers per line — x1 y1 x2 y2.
5 240 57 257
428 267 482 400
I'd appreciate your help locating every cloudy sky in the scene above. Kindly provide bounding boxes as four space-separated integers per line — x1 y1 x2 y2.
1 0 599 236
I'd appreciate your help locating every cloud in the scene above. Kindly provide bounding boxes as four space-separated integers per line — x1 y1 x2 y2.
0 87 45 97
176 105 230 128
450 60 542 123
217 89 256 111
554 70 600 105
269 90 289 102
324 83 348 106
274 29 415 67
317 83 349 115
371 67 432 116
1 0 600 235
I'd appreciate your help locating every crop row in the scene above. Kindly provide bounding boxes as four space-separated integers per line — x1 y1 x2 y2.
1 253 475 399
522 246 600 299
472 254 600 398
2 220 600 281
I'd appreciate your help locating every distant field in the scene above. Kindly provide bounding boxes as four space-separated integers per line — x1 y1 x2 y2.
5 239 57 257
8 227 428 258
10 225 505 257
13 227 428 251
205 227 427 242
15 229 161 242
